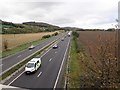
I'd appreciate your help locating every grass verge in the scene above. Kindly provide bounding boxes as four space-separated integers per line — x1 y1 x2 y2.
0 38 59 80
2 37 53 58
68 35 81 88
68 32 89 88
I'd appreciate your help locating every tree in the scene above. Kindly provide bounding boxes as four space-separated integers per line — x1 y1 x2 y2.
3 40 8 51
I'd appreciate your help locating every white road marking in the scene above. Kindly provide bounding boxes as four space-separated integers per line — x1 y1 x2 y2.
40 48 52 58
49 58 52 62
55 52 57 53
6 37 60 85
0 64 3 66
53 38 70 89
17 55 21 58
37 72 42 77
41 51 44 54
8 71 25 86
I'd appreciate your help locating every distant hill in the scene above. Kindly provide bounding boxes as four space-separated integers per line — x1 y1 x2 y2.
63 27 84 31
1 20 61 34
23 21 59 28
1 20 24 28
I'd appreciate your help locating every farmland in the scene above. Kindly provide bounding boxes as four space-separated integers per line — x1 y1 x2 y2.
78 31 120 88
1 31 58 51
79 31 116 56
69 31 120 88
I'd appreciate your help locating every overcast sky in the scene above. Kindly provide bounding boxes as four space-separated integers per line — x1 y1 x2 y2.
0 0 120 29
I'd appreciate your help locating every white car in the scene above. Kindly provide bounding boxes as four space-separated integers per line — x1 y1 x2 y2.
29 45 35 50
53 44 58 49
25 57 41 74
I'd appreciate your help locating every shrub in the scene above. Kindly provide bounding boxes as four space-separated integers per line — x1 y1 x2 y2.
72 31 79 38
72 31 80 53
3 40 8 51
42 34 51 39
52 32 58 36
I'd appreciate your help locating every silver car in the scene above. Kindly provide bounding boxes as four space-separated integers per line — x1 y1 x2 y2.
53 44 58 49
29 45 35 50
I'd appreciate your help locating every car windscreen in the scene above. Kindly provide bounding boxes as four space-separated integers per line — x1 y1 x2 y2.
26 63 35 68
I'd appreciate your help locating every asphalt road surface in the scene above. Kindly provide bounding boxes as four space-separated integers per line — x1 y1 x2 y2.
4 35 70 89
1 33 66 75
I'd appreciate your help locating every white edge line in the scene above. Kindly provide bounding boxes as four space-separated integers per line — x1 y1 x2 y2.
2 33 63 60
55 52 57 53
1 36 56 60
8 71 25 86
49 58 52 62
37 72 42 77
7 36 62 85
40 40 60 58
40 48 52 58
0 64 3 66
53 38 70 89
0 37 58 76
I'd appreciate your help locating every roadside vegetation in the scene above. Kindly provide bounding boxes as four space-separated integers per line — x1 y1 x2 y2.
78 31 120 88
1 20 61 34
0 38 59 80
1 32 59 58
1 20 61 58
68 31 120 88
68 31 81 88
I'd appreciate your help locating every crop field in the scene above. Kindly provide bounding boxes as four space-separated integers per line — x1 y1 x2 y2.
77 31 119 88
79 31 116 56
1 32 58 51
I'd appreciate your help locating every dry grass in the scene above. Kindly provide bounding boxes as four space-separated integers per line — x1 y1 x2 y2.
1 31 58 51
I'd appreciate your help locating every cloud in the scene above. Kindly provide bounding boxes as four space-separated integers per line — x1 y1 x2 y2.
0 0 119 29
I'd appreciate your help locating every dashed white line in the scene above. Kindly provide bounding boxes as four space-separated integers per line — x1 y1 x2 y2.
0 64 3 66
7 37 60 85
40 48 52 58
53 38 70 89
37 72 42 77
55 52 57 53
49 58 52 62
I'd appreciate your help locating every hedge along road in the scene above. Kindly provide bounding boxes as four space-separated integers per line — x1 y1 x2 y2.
0 32 67 76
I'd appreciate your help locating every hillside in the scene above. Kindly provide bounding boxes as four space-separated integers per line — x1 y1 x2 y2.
23 22 59 28
1 20 61 34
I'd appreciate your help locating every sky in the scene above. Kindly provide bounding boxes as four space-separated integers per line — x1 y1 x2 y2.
0 0 120 29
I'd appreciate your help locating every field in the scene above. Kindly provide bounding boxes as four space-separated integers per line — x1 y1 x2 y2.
1 32 58 51
79 31 116 56
78 31 119 88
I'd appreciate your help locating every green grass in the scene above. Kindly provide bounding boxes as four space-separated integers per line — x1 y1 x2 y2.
0 38 58 80
68 34 98 88
2 37 52 58
68 35 81 88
